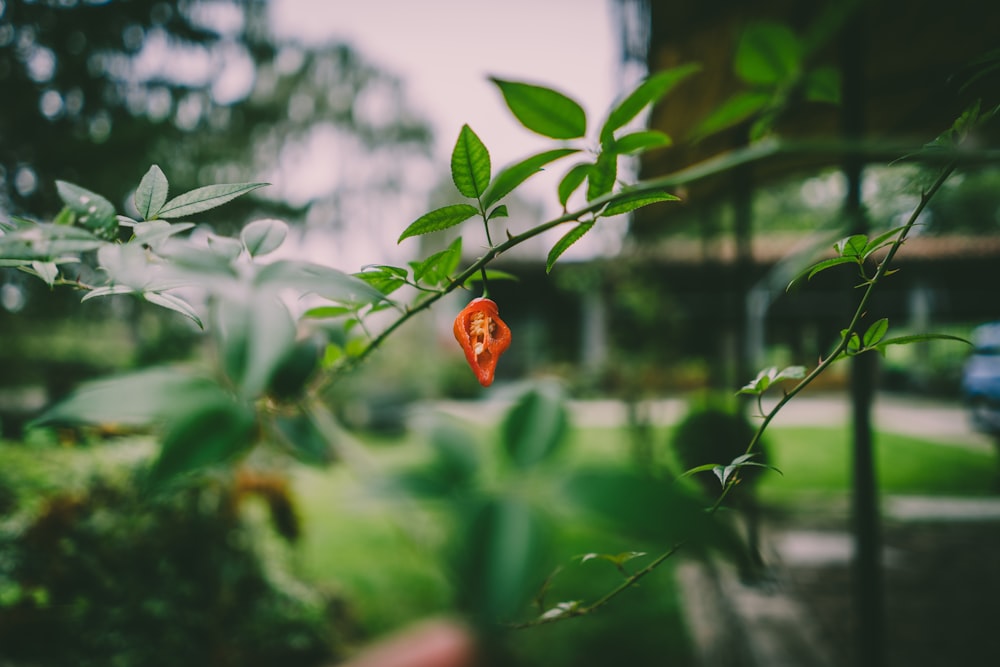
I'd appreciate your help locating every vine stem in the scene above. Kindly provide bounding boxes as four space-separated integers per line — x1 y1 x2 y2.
512 159 957 628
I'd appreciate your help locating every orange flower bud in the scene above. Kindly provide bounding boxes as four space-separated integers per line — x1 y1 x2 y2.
453 297 511 387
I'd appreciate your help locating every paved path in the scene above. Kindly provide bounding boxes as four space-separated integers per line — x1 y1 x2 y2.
428 392 996 452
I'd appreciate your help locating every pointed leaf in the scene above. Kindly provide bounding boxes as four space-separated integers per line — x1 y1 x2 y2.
862 224 907 259
55 180 117 239
156 182 267 219
691 91 771 140
481 149 578 210
131 221 195 249
135 165 169 220
558 162 592 208
255 259 385 305
241 218 288 257
398 204 479 242
601 63 701 139
862 318 889 347
491 77 587 139
411 236 462 286
451 124 491 199
602 190 680 217
586 152 617 201
143 291 204 329
835 234 869 258
611 130 673 154
786 256 857 291
487 204 508 221
546 222 593 273
81 285 135 301
29 261 58 287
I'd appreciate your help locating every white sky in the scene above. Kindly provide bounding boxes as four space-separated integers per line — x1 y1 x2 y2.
268 0 624 167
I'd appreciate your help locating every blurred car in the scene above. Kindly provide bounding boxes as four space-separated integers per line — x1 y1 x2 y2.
961 322 1000 434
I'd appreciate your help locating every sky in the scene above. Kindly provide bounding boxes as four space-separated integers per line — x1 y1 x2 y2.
264 0 639 265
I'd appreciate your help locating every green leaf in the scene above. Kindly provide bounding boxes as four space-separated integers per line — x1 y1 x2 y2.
691 91 771 140
131 220 194 249
487 205 508 221
134 165 169 220
464 269 519 285
862 318 889 347
33 367 227 427
81 285 134 301
481 149 578 210
735 21 801 85
353 266 407 296
55 180 117 239
411 237 462 286
558 162 592 208
786 256 857 290
271 412 334 466
491 77 587 139
28 261 58 287
147 399 256 490
0 223 106 260
398 204 479 242
451 124 491 199
254 260 384 305
862 224 907 260
602 190 680 217
586 152 617 201
600 63 701 140
804 65 841 103
874 333 972 351
302 305 355 319
835 234 868 258
454 497 547 623
241 218 288 257
611 130 672 154
143 291 204 329
156 182 267 219
501 381 569 469
546 222 593 273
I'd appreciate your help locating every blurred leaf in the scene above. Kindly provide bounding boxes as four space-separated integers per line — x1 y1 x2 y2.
481 148 579 210
241 294 298 400
611 130 673 154
271 412 334 466
501 382 569 469
205 233 245 262
451 124 491 199
735 21 801 85
155 182 268 220
579 551 647 568
491 78 587 139
398 416 481 498
134 165 169 220
586 152 617 201
267 338 322 401
255 260 384 305
55 180 117 239
600 63 701 140
241 218 288 257
132 221 195 250
602 190 680 217
28 260 58 287
398 204 479 242
546 222 593 273
464 269 519 285
147 398 256 490
303 305 354 319
34 367 228 427
873 332 972 355
558 162 592 208
804 65 841 103
143 291 204 329
454 496 547 624
691 91 771 140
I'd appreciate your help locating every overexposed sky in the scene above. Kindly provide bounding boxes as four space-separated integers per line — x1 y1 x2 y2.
268 0 624 168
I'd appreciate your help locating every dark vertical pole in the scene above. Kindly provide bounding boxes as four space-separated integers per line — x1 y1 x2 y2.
841 10 885 667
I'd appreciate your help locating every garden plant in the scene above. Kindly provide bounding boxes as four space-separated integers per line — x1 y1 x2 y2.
1 16 997 665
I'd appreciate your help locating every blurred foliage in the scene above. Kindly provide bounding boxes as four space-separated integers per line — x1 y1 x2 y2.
0 441 345 667
0 0 431 223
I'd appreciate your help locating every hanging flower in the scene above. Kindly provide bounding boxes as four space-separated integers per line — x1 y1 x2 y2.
453 297 511 387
